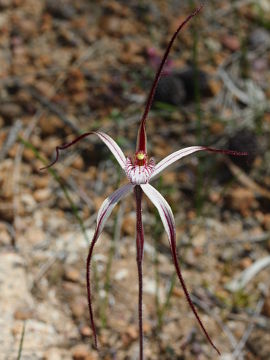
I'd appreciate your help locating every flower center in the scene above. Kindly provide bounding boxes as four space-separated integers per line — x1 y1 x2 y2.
135 151 146 166
125 154 155 185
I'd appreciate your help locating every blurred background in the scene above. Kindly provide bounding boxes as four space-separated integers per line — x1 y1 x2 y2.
0 0 270 359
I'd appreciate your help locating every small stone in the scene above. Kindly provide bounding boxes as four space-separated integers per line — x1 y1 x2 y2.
114 268 128 281
72 91 88 104
209 190 221 204
33 188 52 202
57 28 79 47
126 325 138 340
35 80 55 98
63 267 80 282
222 35 241 51
93 196 105 212
16 19 37 40
71 156 84 170
45 0 77 20
0 103 22 121
226 188 256 215
263 214 270 231
219 247 236 262
239 257 252 270
24 227 45 246
122 214 135 235
162 171 177 185
20 193 36 213
39 115 63 135
154 75 185 106
70 296 87 318
79 325 92 337
14 307 33 320
44 348 63 360
122 325 138 347
0 204 13 222
172 287 183 298
71 344 95 360
100 15 137 36
208 78 222 97
11 322 23 337
249 28 270 47
0 228 11 246
104 0 131 16
0 0 12 9
33 175 50 189
192 230 206 247
22 147 36 162
143 321 151 334
205 37 222 52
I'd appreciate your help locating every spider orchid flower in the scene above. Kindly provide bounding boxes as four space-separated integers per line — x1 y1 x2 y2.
42 5 247 358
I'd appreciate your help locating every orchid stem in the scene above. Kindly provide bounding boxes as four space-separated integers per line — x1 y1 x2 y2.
134 185 144 360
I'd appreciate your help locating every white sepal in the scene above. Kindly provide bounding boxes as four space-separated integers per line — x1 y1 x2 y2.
150 146 205 180
140 183 175 245
95 183 134 238
95 131 127 170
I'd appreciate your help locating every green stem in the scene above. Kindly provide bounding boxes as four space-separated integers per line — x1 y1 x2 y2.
16 321 26 360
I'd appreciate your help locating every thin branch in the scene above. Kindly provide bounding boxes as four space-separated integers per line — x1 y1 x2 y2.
217 232 270 246
30 252 66 291
0 120 22 161
135 185 145 360
232 297 265 359
16 321 26 360
219 69 250 105
225 158 270 200
191 294 239 350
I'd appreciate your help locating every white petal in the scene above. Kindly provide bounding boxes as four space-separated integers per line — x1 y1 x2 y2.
150 146 205 180
95 131 126 170
86 183 133 349
41 131 127 171
140 183 175 244
95 183 134 238
141 183 220 353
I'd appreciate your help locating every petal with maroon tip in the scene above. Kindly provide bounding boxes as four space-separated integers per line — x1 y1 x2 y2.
150 146 248 180
150 146 205 180
140 183 221 355
95 183 134 238
40 131 126 170
86 183 133 349
95 131 126 169
140 183 175 244
136 4 203 152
